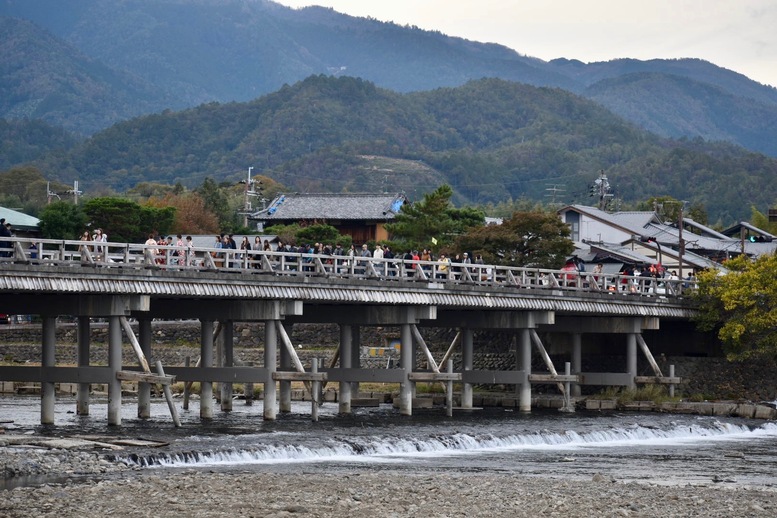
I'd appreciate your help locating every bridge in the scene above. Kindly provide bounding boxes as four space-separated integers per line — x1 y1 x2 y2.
0 236 695 426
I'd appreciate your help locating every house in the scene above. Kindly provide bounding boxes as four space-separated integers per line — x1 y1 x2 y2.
0 206 40 236
250 193 406 244
557 204 776 275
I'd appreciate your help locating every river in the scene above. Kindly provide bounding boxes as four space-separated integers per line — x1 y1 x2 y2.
2 395 776 490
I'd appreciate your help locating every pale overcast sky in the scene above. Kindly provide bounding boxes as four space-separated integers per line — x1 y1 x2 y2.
275 0 777 88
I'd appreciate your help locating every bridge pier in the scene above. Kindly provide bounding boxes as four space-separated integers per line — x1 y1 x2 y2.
518 328 532 412
627 333 637 390
571 333 582 397
399 322 413 415
461 328 474 409
137 317 152 419
338 324 353 414
107 315 122 426
279 322 292 413
76 316 90 416
200 319 214 419
41 315 56 425
264 318 278 420
221 321 233 412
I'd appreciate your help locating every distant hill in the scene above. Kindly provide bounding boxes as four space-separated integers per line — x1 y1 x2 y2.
0 119 80 170
0 17 172 135
31 75 777 225
2 0 777 158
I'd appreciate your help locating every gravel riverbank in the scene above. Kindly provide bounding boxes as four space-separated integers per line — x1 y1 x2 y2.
2 466 777 517
1 439 777 517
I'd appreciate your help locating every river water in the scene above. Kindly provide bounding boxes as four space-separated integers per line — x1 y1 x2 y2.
2 395 777 489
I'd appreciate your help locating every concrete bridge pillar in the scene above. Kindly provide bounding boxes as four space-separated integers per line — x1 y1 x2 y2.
461 328 474 409
339 324 353 414
200 319 214 419
107 315 122 426
627 333 637 390
76 316 91 416
137 317 152 419
41 315 56 425
518 328 532 412
220 321 233 412
264 319 278 420
399 323 413 415
571 332 582 397
279 322 292 413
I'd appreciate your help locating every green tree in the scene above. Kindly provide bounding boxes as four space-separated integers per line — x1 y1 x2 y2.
38 202 88 240
196 177 233 230
386 185 484 252
455 210 574 268
296 224 346 246
694 254 777 360
84 197 174 242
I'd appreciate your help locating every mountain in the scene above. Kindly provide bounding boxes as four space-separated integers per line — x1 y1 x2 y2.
0 17 173 135
3 0 777 158
30 75 777 224
0 118 79 171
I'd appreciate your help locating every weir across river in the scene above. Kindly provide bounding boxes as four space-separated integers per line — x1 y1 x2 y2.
0 236 695 426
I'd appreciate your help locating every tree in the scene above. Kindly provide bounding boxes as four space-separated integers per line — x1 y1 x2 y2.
385 185 484 252
694 254 777 360
83 197 174 242
38 202 88 240
455 210 574 268
157 193 220 235
196 177 233 230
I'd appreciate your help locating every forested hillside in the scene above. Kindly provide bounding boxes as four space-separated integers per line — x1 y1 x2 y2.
28 75 777 225
2 0 777 157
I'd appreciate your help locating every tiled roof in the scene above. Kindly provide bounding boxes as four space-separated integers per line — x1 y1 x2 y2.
251 193 405 221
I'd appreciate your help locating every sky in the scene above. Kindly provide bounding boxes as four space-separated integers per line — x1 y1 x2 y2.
275 0 777 88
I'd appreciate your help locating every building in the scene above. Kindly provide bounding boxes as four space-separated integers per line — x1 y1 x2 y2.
0 206 40 236
250 193 406 244
558 204 777 274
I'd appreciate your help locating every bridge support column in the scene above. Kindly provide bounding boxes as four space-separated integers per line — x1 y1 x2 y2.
339 324 353 414
571 333 582 397
518 328 532 413
107 315 122 426
264 319 278 420
200 319 214 419
399 323 413 415
627 333 637 390
137 317 152 419
351 326 361 398
41 315 56 425
279 322 292 413
221 321 233 412
76 316 90 416
461 328 474 409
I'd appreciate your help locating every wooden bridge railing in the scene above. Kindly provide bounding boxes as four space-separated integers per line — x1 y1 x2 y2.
0 236 696 298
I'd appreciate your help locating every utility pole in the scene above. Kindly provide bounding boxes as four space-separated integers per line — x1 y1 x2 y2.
243 167 253 228
66 180 83 205
590 170 613 211
677 203 685 279
46 182 61 205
